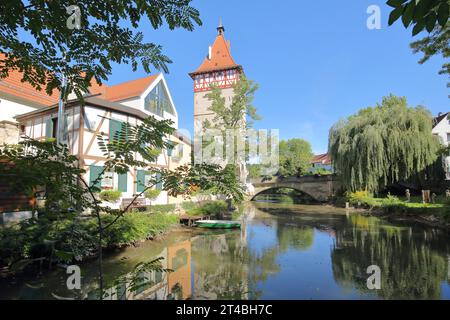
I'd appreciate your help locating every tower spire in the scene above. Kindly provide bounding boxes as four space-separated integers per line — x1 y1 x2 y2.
217 17 225 35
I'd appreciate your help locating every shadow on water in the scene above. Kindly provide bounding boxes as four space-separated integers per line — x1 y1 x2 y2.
1 202 449 300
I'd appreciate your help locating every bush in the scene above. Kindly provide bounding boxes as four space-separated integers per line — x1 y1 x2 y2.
346 191 380 208
99 190 122 202
181 202 198 211
98 212 178 247
144 189 161 201
186 201 228 218
148 204 175 214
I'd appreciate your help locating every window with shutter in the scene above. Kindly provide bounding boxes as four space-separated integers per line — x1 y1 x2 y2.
89 165 103 188
118 173 127 192
136 170 146 193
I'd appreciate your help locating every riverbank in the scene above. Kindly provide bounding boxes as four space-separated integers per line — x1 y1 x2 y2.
0 200 233 277
339 192 450 229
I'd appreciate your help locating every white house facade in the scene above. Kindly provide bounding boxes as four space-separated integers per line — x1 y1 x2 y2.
432 112 450 180
14 74 191 207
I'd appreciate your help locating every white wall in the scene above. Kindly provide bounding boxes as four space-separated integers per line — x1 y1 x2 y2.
432 116 450 180
0 97 37 122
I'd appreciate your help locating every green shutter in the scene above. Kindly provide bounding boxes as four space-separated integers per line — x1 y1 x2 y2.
89 165 103 188
45 119 53 138
155 172 163 190
136 170 145 193
118 173 127 192
109 119 122 141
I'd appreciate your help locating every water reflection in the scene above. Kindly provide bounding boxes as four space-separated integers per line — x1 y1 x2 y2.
1 202 449 300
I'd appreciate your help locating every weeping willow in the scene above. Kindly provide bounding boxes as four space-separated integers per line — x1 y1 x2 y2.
328 95 440 192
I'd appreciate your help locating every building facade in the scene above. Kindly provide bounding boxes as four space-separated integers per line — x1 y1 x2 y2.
432 112 450 180
189 22 250 183
14 74 191 206
309 153 333 174
189 22 243 137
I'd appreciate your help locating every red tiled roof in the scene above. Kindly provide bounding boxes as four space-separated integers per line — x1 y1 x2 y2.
311 153 331 165
0 53 157 106
0 54 59 106
190 33 241 76
102 75 159 102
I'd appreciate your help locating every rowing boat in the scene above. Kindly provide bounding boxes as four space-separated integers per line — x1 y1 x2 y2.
195 220 241 229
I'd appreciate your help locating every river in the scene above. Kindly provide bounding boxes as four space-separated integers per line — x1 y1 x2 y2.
1 202 449 300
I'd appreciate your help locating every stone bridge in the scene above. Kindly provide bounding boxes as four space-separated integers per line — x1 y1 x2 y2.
248 175 339 202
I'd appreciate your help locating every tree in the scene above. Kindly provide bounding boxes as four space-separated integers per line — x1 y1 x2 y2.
203 75 261 182
328 94 440 192
204 75 260 131
387 0 449 35
278 138 313 177
0 0 201 99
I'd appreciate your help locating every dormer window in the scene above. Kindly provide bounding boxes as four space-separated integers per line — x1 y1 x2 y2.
144 82 175 117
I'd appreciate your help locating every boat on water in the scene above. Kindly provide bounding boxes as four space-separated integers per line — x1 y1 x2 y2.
195 220 241 229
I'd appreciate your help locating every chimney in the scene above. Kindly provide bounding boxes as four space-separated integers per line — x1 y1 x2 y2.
208 46 212 60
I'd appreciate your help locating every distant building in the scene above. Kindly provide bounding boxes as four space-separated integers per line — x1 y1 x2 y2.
309 153 333 174
431 112 450 180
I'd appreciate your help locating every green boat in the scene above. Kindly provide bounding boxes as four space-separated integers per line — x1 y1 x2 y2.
195 220 241 229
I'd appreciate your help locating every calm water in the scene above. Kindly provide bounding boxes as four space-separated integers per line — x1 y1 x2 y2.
1 202 449 300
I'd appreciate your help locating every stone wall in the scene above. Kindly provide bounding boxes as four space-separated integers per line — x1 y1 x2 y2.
0 121 19 145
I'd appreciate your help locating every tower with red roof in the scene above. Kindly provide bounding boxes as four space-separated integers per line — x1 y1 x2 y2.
189 20 243 136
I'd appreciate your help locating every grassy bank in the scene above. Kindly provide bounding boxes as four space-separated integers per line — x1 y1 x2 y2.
0 200 235 274
344 191 450 225
183 200 229 219
0 210 178 274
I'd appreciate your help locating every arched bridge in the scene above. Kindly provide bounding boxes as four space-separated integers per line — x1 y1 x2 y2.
249 175 339 202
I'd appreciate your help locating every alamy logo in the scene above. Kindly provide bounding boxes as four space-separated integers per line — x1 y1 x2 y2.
367 5 381 30
66 5 81 30
66 265 81 290
366 265 381 290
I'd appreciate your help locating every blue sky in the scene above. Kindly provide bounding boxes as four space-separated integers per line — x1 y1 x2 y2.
106 0 449 153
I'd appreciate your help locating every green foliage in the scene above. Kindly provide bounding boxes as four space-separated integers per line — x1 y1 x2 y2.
204 75 261 131
248 164 262 178
203 75 261 174
144 189 161 201
329 95 440 192
148 204 175 214
99 212 177 247
278 138 313 177
0 140 85 211
181 202 198 211
312 168 333 176
186 201 229 218
99 190 122 202
0 0 202 100
387 0 449 34
0 213 97 271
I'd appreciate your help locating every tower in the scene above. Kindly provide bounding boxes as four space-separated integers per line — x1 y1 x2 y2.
189 20 243 137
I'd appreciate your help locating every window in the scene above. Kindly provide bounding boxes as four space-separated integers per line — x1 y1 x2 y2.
144 82 175 116
51 118 58 138
101 172 114 189
110 119 127 142
137 170 162 193
447 133 450 143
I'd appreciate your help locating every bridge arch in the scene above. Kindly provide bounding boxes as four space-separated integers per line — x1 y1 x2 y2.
250 186 317 202
248 175 337 202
